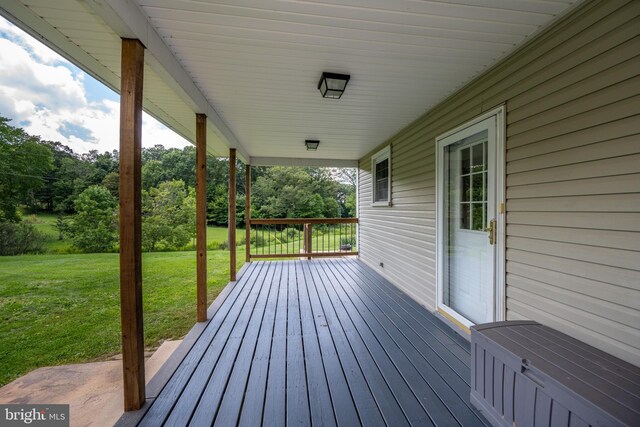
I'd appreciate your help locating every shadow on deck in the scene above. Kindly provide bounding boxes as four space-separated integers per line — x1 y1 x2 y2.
117 258 488 426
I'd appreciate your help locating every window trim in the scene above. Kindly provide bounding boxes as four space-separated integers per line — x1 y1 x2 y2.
371 146 391 207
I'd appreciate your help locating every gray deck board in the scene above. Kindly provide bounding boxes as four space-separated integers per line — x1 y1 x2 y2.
285 262 313 427
327 259 488 426
237 262 281 427
128 258 487 427
303 264 384 426
301 261 362 427
262 262 287 427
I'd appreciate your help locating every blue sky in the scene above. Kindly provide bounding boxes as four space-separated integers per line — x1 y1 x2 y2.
0 15 190 154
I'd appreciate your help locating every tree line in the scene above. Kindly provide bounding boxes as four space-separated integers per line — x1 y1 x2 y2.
0 116 355 254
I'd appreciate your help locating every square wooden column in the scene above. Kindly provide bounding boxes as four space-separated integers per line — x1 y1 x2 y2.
245 164 251 262
229 148 237 281
119 38 145 411
196 114 207 322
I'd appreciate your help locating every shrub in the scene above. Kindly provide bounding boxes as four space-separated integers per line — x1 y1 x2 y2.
207 240 223 251
250 234 267 247
64 185 118 253
0 221 45 255
340 236 356 246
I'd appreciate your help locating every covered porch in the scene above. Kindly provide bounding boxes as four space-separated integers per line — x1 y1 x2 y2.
118 258 486 427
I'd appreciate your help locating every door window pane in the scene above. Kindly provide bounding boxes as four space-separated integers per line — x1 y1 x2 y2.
459 139 487 230
461 175 470 202
472 203 484 231
472 173 483 201
461 147 470 174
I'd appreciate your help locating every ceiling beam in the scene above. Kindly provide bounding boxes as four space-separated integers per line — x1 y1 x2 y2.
85 0 250 163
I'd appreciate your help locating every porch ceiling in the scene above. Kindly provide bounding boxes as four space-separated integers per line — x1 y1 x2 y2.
1 0 579 164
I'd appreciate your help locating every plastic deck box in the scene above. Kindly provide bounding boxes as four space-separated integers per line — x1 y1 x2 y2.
470 321 640 427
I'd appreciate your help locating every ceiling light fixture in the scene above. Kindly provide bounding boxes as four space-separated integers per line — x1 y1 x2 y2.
317 72 350 99
305 140 320 151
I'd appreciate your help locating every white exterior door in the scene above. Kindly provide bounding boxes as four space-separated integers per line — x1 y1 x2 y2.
437 108 504 329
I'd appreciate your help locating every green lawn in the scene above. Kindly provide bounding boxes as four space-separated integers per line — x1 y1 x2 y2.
25 213 75 253
205 225 246 248
0 250 245 387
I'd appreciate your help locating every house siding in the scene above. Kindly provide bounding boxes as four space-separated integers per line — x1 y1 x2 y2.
358 0 640 366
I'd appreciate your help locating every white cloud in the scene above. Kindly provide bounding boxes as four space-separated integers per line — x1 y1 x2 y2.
0 16 190 154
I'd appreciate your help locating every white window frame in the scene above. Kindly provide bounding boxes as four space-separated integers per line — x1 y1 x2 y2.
371 146 391 207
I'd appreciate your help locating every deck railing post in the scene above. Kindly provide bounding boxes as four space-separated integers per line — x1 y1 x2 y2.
196 114 207 322
304 223 312 260
119 38 145 412
245 164 251 262
229 148 237 281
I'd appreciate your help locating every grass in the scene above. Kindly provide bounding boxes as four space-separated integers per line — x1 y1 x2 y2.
206 226 245 247
25 213 76 253
0 250 245 387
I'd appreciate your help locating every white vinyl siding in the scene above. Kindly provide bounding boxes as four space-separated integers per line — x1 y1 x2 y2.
358 0 640 366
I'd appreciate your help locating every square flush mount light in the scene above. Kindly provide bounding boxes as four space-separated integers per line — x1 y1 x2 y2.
317 72 350 99
305 140 320 151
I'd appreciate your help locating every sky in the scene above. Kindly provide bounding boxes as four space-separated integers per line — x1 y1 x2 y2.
0 15 190 154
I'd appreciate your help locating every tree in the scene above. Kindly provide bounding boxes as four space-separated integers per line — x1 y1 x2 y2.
142 180 196 251
0 116 53 221
36 141 75 211
65 185 118 252
345 193 356 217
102 171 119 197
251 166 355 219
142 160 165 190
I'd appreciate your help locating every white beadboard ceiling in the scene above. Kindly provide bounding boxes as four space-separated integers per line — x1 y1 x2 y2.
1 0 579 163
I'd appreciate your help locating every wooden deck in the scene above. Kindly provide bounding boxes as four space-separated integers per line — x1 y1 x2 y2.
118 258 489 426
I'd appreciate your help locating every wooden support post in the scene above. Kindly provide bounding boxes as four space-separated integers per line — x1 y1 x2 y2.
245 164 251 263
229 148 237 281
196 114 207 322
119 38 145 412
304 223 312 260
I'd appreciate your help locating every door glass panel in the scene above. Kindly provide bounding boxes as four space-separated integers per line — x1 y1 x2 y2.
443 129 492 325
458 141 487 231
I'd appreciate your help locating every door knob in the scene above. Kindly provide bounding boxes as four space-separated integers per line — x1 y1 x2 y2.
484 219 496 245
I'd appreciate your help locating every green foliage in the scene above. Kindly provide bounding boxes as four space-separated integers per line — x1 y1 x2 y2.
65 185 118 253
142 159 165 190
206 184 229 226
142 180 196 251
323 197 341 218
250 166 356 220
101 171 119 197
0 221 45 255
340 236 356 246
345 193 356 217
0 117 53 221
1 115 356 253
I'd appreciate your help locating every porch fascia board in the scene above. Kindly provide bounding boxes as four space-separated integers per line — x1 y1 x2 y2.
251 156 358 168
85 0 250 163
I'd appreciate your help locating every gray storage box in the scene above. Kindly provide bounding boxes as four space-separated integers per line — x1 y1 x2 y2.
470 321 640 427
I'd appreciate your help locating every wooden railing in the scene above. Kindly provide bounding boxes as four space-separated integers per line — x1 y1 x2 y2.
248 218 358 260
